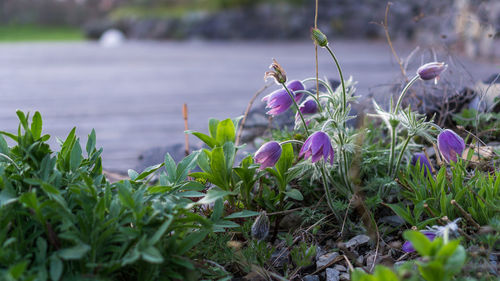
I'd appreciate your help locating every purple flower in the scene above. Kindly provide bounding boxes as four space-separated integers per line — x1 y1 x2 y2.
438 129 465 163
299 131 334 164
417 62 447 81
286 80 305 102
254 141 282 170
402 231 436 253
261 80 305 116
411 153 432 175
262 89 293 116
298 99 318 115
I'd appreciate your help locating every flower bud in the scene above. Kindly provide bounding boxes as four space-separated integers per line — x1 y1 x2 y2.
264 58 287 84
254 141 282 170
437 129 465 163
251 211 270 241
417 62 447 81
311 28 328 47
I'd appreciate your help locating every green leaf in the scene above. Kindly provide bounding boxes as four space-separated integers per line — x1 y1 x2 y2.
284 189 303 200
16 110 29 132
187 131 216 148
135 163 163 181
387 203 413 225
225 210 259 219
175 151 199 184
31 111 43 140
164 153 177 183
128 169 139 180
208 118 219 139
0 189 17 208
444 245 466 273
150 215 173 244
177 230 209 255
58 244 90 260
276 143 293 179
215 119 235 145
86 129 96 155
0 135 8 154
8 261 28 279
403 230 432 256
211 199 223 221
117 183 135 209
373 265 399 281
197 188 235 205
50 255 63 281
141 246 164 263
210 147 229 189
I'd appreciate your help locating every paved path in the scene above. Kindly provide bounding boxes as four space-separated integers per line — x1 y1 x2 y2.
0 40 497 172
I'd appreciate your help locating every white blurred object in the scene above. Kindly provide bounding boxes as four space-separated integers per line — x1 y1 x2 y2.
99 29 125 48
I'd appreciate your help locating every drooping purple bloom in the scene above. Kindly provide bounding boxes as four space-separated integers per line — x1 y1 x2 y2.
262 89 293 116
411 153 432 176
261 80 305 116
299 131 334 164
417 62 447 81
438 129 465 163
286 80 305 102
254 141 282 170
298 99 318 115
402 231 436 253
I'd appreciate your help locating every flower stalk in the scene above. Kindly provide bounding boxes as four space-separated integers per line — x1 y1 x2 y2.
282 83 310 136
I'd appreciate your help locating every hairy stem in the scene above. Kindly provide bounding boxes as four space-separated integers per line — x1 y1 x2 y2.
392 134 412 178
325 46 347 113
282 83 310 136
394 75 419 114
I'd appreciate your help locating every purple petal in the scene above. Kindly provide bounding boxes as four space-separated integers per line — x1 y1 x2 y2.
254 141 282 169
417 62 447 80
438 129 465 162
411 153 432 175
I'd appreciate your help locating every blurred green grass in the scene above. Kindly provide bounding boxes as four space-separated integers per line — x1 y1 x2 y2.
0 25 83 42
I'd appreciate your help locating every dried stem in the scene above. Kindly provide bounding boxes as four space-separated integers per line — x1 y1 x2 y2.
382 2 407 81
450 200 481 229
182 103 189 156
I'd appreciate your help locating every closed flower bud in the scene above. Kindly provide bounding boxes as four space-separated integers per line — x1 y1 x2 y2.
411 153 432 176
254 141 282 170
251 211 270 241
311 28 328 47
417 62 447 81
299 131 334 164
437 129 465 162
298 99 318 115
264 58 287 84
287 80 305 102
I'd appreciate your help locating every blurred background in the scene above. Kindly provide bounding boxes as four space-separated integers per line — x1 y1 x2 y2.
0 0 499 173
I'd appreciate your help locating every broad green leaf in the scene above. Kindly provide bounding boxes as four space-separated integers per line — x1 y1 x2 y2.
0 189 17 208
177 230 209 255
176 151 199 183
8 261 28 279
164 153 177 183
58 244 90 260
444 245 466 273
208 118 219 139
225 210 259 219
0 135 8 154
50 255 63 281
211 199 223 221
210 147 229 189
197 188 235 205
213 220 240 229
117 184 135 209
16 110 29 131
86 129 96 155
215 119 235 145
373 265 398 281
187 131 216 148
128 169 139 180
150 215 173 244
284 189 303 201
31 111 43 140
135 163 163 181
403 230 432 256
276 143 293 179
141 246 164 263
